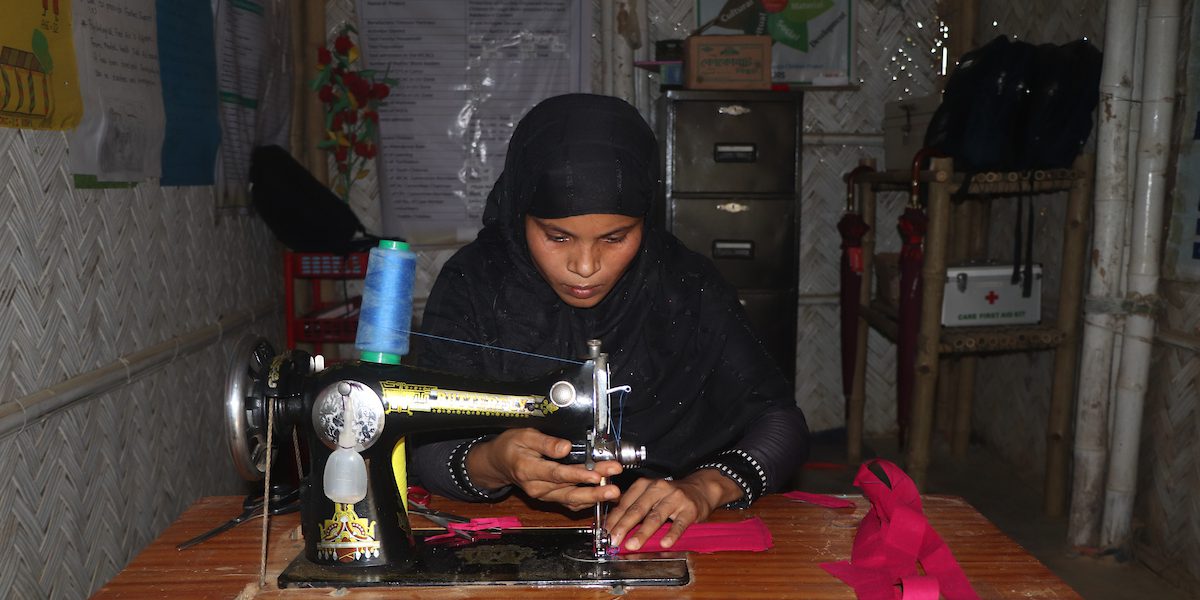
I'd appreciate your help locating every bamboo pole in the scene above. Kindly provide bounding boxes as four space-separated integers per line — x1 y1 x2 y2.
939 195 973 447
1044 155 1094 516
1068 0 1140 547
951 196 987 459
906 157 954 489
1103 0 1180 547
287 1 329 181
847 158 877 465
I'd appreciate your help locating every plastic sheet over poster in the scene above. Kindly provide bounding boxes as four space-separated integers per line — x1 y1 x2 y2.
355 0 590 245
67 0 165 181
695 0 853 87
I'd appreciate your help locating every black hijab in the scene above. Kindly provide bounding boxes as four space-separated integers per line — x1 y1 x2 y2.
412 94 794 477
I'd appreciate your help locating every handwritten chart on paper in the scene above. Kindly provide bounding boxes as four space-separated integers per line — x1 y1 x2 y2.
68 0 164 181
356 0 587 244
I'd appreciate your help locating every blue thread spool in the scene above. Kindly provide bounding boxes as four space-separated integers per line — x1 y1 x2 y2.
356 239 416 364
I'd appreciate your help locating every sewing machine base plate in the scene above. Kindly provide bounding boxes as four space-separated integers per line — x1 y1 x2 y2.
278 528 690 588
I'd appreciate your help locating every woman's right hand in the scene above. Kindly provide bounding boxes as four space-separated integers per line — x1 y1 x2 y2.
465 428 623 511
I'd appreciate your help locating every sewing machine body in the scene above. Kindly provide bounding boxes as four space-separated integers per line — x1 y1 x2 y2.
223 336 689 588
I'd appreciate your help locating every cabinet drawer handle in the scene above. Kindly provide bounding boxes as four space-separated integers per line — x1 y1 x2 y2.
718 104 751 116
716 202 751 214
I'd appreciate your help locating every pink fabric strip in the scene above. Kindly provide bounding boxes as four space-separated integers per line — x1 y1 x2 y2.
618 516 774 555
783 490 857 509
900 575 940 600
421 517 523 545
820 459 980 600
447 516 522 531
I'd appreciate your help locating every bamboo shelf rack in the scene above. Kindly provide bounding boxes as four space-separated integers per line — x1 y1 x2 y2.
845 155 1093 517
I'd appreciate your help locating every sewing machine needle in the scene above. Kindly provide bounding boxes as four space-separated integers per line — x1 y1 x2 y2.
594 475 607 555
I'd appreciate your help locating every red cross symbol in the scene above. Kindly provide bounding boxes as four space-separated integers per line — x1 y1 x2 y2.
985 291 999 304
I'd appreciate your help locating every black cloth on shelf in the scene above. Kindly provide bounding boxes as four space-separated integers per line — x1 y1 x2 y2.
408 93 809 503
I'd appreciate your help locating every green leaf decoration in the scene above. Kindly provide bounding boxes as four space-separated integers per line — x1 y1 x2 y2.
32 29 53 73
768 13 809 51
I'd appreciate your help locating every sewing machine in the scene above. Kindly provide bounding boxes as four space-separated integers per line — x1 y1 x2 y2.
222 336 689 588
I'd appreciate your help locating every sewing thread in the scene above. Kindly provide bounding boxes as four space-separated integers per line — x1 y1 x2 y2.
356 240 416 364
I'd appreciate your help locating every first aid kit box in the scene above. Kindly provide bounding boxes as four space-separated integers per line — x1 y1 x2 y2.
941 264 1042 327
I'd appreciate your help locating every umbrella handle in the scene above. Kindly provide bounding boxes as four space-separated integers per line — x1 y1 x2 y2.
842 165 874 213
909 147 946 208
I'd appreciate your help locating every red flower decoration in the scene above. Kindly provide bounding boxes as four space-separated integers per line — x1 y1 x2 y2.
313 24 396 200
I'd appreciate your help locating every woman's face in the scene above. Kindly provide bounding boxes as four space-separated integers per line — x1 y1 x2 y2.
524 213 644 308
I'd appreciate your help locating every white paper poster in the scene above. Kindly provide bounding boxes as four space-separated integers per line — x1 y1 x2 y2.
356 0 589 244
69 0 165 181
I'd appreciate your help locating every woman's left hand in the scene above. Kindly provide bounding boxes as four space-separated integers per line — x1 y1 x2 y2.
604 469 744 551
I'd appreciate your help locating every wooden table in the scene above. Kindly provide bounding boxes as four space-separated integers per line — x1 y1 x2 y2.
95 494 1081 599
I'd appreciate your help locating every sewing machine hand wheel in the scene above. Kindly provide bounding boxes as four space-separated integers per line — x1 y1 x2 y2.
224 335 277 481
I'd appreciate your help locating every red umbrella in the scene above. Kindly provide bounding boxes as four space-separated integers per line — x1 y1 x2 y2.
895 149 938 447
838 166 873 409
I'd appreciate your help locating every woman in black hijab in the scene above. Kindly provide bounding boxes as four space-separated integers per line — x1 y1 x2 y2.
409 93 808 552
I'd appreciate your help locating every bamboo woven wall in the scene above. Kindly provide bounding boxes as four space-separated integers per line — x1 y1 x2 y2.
1141 282 1200 585
0 126 282 599
1137 0 1200 586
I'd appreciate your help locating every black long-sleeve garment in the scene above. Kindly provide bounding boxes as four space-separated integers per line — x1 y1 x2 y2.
407 94 808 503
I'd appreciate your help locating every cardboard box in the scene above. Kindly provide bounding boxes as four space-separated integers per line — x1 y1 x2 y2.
684 35 772 90
883 95 941 172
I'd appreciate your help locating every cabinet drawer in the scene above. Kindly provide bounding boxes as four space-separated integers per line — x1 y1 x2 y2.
671 100 797 193
670 198 795 288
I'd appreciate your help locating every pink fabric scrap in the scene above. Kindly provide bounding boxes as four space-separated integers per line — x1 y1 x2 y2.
820 459 979 600
617 516 773 555
783 490 857 509
421 516 523 546
448 516 522 531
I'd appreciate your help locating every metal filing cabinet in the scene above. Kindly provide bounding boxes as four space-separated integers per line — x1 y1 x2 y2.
659 90 802 380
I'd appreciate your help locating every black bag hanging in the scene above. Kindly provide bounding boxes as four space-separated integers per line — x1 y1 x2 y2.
924 35 1102 172
923 35 1036 172
248 145 379 253
1021 40 1103 170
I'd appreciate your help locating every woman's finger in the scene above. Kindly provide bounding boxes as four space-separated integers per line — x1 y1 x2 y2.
654 508 695 549
606 479 673 548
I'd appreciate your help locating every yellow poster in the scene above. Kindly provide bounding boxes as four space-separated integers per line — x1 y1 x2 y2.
0 0 83 130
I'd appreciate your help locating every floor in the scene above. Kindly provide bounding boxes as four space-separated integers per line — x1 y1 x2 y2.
793 431 1197 600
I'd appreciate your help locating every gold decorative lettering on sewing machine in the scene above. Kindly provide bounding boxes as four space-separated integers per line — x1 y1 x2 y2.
380 381 553 417
221 336 684 589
